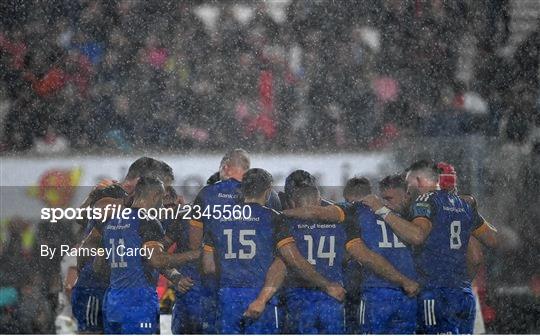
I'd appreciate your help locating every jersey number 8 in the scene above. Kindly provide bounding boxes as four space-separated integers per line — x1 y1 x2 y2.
450 221 462 249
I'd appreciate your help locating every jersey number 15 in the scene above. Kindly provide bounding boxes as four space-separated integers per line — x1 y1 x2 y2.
223 229 256 259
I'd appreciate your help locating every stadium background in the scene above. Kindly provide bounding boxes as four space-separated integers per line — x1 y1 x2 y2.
1 0 539 334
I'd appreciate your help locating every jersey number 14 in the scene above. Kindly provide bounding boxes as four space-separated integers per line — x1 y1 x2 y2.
303 235 336 266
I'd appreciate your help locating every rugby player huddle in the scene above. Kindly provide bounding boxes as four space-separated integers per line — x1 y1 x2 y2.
71 149 498 334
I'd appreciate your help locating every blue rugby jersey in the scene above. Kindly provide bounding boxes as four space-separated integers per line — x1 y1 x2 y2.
409 190 484 288
203 203 292 289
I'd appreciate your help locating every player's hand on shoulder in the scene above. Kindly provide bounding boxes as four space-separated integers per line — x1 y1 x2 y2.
243 298 267 320
402 278 420 298
175 276 194 294
325 282 346 302
360 194 385 212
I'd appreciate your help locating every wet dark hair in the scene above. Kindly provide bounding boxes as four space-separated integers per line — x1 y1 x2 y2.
163 186 178 207
125 157 174 183
406 159 439 181
379 174 407 191
241 168 273 199
291 184 320 205
159 160 174 182
126 157 157 180
284 170 317 198
343 176 372 200
133 176 164 199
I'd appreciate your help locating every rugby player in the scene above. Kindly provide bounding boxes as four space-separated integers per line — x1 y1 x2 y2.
437 161 486 333
71 157 166 333
283 184 360 333
73 157 193 333
185 149 282 333
361 160 498 334
282 175 421 333
98 177 198 334
341 177 371 334
202 168 345 334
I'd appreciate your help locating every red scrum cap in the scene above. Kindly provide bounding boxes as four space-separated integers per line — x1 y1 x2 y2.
437 162 457 192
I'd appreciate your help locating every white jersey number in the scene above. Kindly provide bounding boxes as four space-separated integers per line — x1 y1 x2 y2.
450 221 462 249
377 220 405 248
109 238 128 268
304 235 336 266
223 229 256 259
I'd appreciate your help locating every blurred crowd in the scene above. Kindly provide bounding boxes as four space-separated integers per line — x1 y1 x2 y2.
1 1 540 333
1 0 538 154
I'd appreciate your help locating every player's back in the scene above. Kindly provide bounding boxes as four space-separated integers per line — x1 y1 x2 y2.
353 203 417 288
412 190 479 288
102 209 163 323
194 178 242 216
205 202 279 289
286 218 347 286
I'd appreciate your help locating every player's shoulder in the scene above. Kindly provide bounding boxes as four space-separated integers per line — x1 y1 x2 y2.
259 204 281 216
347 201 370 214
321 198 335 206
201 178 240 194
415 190 437 203
459 194 478 210
263 206 286 222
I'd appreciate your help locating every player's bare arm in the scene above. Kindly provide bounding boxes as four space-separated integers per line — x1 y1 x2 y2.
472 221 498 248
462 194 499 248
243 257 287 319
64 264 78 299
160 268 194 294
278 240 346 302
143 241 201 269
188 220 204 250
467 236 484 280
202 247 217 275
346 237 420 297
361 194 432 246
